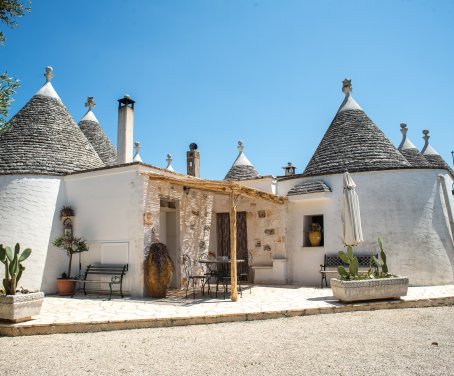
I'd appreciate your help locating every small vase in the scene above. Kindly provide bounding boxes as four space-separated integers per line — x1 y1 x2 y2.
308 231 322 247
145 243 174 298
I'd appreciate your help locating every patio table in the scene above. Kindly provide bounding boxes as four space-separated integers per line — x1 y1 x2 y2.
198 259 245 298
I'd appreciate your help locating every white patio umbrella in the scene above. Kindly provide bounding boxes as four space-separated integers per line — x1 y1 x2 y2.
342 172 364 246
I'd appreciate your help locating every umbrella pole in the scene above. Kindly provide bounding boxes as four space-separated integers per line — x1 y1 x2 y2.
229 193 238 302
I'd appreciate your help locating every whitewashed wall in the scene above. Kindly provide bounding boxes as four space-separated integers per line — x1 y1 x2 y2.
55 166 144 295
0 175 63 292
280 168 454 286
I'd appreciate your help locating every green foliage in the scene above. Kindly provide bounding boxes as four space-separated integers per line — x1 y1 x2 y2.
0 0 31 128
337 246 363 280
337 238 394 281
371 237 391 278
0 71 19 129
0 243 31 295
0 0 31 44
53 235 89 278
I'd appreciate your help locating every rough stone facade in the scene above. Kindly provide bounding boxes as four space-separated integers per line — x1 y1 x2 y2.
143 179 214 287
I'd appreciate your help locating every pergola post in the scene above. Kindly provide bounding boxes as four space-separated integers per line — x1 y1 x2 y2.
229 193 238 301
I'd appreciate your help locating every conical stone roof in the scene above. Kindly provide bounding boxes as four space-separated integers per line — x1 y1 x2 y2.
225 141 260 180
0 68 104 175
302 80 411 177
78 97 117 166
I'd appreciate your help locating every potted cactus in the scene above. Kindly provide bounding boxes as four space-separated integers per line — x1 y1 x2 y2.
0 243 44 322
53 235 89 296
330 238 409 302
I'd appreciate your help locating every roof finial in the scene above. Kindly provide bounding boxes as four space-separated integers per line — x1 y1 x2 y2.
342 79 352 95
237 140 244 153
44 66 54 83
85 96 95 110
165 154 175 171
421 130 430 154
133 141 142 162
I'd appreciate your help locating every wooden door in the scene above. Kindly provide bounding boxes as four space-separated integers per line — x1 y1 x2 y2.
216 212 249 278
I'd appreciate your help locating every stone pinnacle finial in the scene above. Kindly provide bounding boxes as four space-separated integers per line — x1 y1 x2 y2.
165 154 174 171
422 129 430 142
400 123 408 135
342 79 352 95
134 141 140 152
44 66 54 83
85 96 96 110
237 140 244 153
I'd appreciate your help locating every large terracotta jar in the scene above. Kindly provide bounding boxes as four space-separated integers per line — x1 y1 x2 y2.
308 231 322 246
145 242 174 298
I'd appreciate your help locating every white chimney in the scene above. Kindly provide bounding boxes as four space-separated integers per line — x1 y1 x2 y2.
117 94 135 164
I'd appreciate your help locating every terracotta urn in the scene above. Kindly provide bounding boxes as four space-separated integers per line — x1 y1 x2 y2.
56 279 76 296
145 242 174 298
308 231 322 246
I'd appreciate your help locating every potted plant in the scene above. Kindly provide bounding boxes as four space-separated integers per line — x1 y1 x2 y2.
59 205 75 220
53 235 89 296
330 238 409 302
0 243 44 322
145 242 174 298
308 223 322 246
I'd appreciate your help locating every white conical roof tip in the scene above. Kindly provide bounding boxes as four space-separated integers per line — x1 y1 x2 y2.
398 123 417 150
232 140 253 167
35 66 61 100
165 154 175 172
80 96 99 123
133 141 143 162
421 130 440 155
337 79 362 113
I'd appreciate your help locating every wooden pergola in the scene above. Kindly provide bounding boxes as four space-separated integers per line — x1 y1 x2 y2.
141 171 287 301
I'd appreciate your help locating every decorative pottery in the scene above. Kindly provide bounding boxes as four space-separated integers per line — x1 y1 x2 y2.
56 279 76 296
145 242 174 298
308 230 322 246
330 276 409 302
0 292 44 323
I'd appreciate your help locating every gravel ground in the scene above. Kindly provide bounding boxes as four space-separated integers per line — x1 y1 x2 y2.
1 306 453 376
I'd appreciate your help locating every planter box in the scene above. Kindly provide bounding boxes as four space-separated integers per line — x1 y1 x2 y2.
331 277 409 302
0 292 45 323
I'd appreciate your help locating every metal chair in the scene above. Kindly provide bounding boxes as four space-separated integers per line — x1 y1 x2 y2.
182 254 207 299
238 251 253 294
199 251 217 295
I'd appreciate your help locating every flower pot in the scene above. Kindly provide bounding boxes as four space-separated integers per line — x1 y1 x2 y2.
330 277 409 302
0 292 44 323
308 231 322 246
145 243 174 298
57 279 76 296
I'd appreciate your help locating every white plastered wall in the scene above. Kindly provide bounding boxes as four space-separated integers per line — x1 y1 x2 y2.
49 166 144 296
0 175 63 292
280 168 454 286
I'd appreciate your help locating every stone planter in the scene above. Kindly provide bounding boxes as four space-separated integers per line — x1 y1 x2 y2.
331 277 409 302
0 292 45 323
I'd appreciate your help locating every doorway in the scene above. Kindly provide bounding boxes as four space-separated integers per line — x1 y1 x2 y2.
216 212 249 278
160 200 180 288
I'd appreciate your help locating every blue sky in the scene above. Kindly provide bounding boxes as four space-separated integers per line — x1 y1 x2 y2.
3 0 454 179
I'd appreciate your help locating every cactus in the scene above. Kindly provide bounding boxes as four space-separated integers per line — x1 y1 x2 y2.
337 245 360 280
372 237 390 277
0 243 31 295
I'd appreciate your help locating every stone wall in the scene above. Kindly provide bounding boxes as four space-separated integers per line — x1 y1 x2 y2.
210 194 287 269
143 179 214 287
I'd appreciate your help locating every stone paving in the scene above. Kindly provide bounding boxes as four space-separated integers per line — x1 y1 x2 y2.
1 284 454 336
